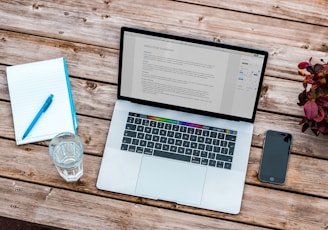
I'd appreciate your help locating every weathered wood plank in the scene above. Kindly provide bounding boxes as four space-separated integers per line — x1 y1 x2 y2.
181 0 328 27
0 30 119 84
0 178 268 230
0 138 327 229
253 111 328 159
1 135 327 200
0 31 322 119
246 147 328 198
1 93 327 160
0 1 328 81
0 101 109 155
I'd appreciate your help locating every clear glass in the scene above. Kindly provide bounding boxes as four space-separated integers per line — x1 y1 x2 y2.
49 132 84 182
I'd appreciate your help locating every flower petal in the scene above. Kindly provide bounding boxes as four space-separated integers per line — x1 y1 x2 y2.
304 101 318 120
298 61 309 69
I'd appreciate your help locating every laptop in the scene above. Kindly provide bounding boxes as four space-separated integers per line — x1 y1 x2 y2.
97 27 268 214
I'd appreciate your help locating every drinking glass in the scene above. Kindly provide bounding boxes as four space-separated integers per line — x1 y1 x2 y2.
49 132 84 182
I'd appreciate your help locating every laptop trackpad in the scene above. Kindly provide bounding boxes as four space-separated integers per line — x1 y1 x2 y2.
135 156 206 205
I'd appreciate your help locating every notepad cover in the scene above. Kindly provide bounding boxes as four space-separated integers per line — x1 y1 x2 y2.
6 57 78 145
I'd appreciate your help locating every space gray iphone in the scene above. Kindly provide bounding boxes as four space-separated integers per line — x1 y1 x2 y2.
258 130 292 185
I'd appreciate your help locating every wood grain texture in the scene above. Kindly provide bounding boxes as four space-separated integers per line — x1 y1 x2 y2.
1 0 328 229
0 1 328 81
0 177 269 230
181 0 328 26
0 138 327 229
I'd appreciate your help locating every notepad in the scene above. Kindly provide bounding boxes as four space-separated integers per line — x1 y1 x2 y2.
6 57 78 145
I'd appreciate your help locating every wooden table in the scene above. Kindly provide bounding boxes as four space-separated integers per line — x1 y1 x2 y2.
0 1 327 229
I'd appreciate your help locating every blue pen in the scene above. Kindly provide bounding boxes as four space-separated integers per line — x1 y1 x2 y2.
22 94 54 140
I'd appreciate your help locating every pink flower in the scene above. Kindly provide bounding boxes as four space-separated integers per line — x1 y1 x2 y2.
298 61 309 69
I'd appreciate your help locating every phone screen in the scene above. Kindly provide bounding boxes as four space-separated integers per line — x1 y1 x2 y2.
258 130 292 184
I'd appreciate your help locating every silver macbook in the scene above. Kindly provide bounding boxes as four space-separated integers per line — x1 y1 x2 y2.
97 27 268 214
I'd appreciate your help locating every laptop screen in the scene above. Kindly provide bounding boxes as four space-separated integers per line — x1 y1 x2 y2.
118 27 268 122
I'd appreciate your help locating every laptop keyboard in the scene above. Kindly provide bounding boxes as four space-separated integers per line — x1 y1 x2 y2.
121 112 237 170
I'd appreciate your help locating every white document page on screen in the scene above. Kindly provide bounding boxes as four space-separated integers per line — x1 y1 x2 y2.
127 36 229 114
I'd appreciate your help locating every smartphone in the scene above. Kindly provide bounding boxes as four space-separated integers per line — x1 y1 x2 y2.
258 130 292 185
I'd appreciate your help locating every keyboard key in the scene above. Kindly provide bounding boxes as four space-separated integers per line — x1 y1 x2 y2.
190 142 197 149
150 120 157 127
168 138 175 144
167 131 174 137
191 156 201 164
214 146 221 153
187 127 194 134
165 123 172 130
145 127 151 133
183 141 190 148
197 136 205 143
172 125 179 131
205 138 212 144
226 135 237 141
210 131 217 138
136 147 143 153
140 140 147 146
216 154 232 162
193 150 200 156
221 148 228 154
121 144 128 150
185 148 192 155
154 150 191 162
157 122 164 128
175 133 182 139
208 152 216 159
195 129 202 135
145 134 152 140
160 137 167 143
213 139 220 145
151 128 159 135
218 133 225 139
137 126 144 132
155 143 162 149
202 130 209 136
122 137 132 144
132 139 139 145
125 124 136 130
135 118 141 124
170 146 177 152
144 148 153 155
209 160 216 167
190 135 197 141
137 132 144 139
180 126 187 132
216 161 224 168
182 133 189 140
175 139 182 146
142 119 149 126
163 144 170 151
201 151 208 158
201 158 209 165
127 116 134 123
160 130 167 136
206 145 213 151
220 141 227 147
178 147 185 154
152 135 159 142
224 162 232 169
147 142 154 148
128 145 136 152
198 143 205 150
124 130 137 138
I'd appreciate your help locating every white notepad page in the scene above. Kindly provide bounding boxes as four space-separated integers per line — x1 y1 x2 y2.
7 57 77 145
